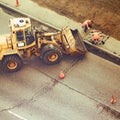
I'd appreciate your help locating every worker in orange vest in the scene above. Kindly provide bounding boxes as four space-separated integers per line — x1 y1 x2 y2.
91 31 102 44
82 20 93 33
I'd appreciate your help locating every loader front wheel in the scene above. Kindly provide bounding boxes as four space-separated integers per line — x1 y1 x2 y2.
42 46 62 65
1 55 23 72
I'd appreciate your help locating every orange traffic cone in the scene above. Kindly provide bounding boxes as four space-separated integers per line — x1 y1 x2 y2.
111 96 116 104
16 0 19 7
59 71 65 79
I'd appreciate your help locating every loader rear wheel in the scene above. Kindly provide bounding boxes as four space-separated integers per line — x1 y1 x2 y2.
1 55 23 72
42 45 62 65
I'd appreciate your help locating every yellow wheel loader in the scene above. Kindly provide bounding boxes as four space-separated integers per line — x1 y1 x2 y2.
0 18 87 72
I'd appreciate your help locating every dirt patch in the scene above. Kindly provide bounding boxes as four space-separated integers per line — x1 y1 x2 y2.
32 0 120 40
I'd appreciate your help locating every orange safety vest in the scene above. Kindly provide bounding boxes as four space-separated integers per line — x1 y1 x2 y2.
92 32 101 41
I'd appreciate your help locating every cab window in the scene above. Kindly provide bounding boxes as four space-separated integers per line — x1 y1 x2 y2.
16 31 24 41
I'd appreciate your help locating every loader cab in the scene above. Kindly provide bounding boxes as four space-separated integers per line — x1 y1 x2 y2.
9 18 35 50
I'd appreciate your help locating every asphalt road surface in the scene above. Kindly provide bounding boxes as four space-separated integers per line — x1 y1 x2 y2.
0 8 120 120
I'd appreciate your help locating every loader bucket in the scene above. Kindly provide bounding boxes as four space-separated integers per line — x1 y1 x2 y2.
61 27 87 57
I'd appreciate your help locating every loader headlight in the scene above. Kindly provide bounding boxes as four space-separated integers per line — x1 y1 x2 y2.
17 42 25 47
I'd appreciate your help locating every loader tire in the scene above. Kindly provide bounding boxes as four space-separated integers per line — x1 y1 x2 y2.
1 55 23 73
41 44 62 65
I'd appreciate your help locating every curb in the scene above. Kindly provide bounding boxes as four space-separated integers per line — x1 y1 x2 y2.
84 40 120 61
0 2 60 31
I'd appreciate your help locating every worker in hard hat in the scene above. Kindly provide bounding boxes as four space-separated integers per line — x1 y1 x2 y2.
82 20 93 33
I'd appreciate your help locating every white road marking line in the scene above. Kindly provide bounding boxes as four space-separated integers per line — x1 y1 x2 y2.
8 110 28 120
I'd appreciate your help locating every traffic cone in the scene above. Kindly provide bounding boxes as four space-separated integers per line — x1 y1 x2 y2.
59 71 65 79
16 0 19 7
111 96 116 104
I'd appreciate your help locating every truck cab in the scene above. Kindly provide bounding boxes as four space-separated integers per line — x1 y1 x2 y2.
9 18 35 50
